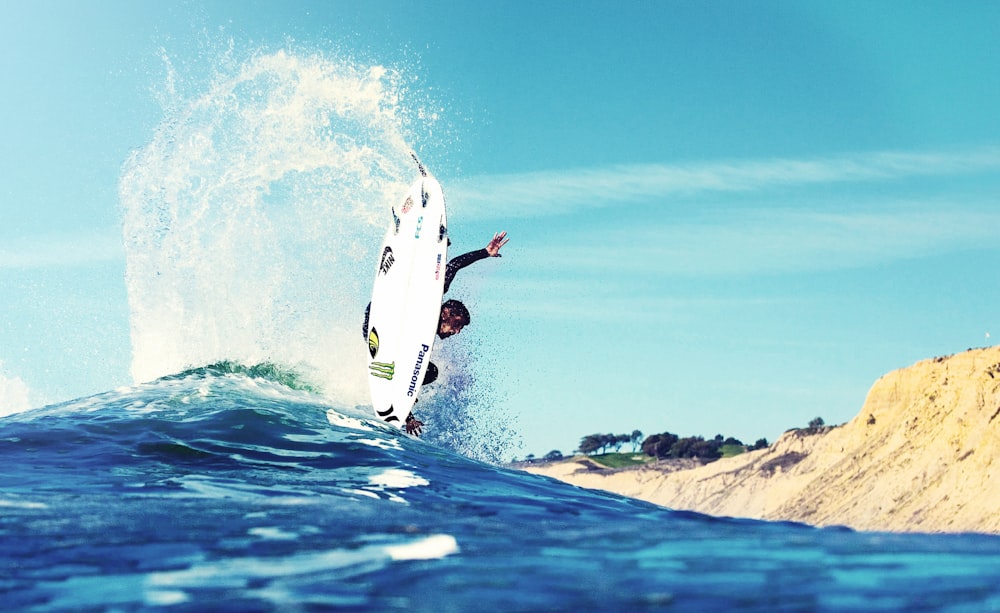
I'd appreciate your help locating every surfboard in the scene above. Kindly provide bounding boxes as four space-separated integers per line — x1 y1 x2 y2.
366 157 448 429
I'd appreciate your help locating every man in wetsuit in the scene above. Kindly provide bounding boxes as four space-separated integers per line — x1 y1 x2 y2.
364 231 510 435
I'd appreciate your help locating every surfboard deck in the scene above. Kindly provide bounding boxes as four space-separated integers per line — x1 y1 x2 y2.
366 161 448 429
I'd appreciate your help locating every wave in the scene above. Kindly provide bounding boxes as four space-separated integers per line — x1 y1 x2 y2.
3 367 999 611
158 360 322 393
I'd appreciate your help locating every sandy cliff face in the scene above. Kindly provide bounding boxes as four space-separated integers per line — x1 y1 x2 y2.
524 347 1000 533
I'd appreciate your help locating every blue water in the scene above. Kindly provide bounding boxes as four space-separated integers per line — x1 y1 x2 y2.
2 366 999 612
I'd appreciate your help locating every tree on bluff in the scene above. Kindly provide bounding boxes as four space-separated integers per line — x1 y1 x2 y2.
641 432 722 461
671 436 722 461
578 433 638 455
582 430 767 460
630 430 643 452
641 432 679 458
577 434 604 455
578 433 621 455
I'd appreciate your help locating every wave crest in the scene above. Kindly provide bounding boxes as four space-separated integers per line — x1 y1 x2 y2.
159 360 320 393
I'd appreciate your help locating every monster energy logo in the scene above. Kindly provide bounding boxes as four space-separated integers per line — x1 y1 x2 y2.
369 361 394 380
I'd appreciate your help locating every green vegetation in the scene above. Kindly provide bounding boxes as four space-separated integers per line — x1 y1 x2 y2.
719 444 747 458
587 453 654 469
577 431 645 455
527 417 831 465
571 430 771 464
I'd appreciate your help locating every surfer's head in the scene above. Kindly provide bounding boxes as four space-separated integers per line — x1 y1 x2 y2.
438 299 470 339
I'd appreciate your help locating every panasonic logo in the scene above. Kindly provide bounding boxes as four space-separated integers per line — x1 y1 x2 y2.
407 344 431 397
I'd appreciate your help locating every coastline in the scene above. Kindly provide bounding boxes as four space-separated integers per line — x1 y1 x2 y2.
519 346 1000 534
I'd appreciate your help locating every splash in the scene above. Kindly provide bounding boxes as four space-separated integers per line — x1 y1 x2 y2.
120 49 422 405
0 362 32 416
120 45 519 461
420 339 521 463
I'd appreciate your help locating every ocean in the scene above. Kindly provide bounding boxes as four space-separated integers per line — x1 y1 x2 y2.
2 365 999 611
3 48 1000 611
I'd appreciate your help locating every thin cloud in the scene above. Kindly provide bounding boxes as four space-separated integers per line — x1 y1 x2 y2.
448 147 1000 218
0 231 123 269
501 277 795 322
491 199 1000 325
526 200 1000 277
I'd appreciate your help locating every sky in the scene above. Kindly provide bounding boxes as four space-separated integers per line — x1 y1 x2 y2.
3 1 1000 459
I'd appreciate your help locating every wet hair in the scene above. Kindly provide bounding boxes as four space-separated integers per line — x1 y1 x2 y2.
441 299 470 327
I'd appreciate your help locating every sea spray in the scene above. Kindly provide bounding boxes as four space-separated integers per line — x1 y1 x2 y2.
421 339 519 464
120 49 419 403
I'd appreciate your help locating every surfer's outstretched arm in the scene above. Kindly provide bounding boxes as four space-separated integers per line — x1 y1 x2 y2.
442 231 509 293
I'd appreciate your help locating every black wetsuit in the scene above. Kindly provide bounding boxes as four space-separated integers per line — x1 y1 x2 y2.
361 249 490 352
441 248 490 294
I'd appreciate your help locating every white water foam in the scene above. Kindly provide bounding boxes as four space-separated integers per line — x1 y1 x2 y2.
0 361 32 416
366 467 430 504
384 534 459 561
120 49 429 406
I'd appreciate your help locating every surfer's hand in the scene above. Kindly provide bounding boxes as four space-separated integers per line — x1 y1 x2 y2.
485 231 508 257
405 413 424 436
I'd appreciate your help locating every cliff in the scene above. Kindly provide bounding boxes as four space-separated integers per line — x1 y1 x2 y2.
523 346 1000 533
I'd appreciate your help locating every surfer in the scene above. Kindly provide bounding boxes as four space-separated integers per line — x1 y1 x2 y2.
364 231 510 435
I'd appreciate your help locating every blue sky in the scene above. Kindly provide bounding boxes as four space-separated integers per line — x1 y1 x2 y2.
3 1 1000 458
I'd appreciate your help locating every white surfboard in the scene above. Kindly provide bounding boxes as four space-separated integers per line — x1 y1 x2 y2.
366 159 448 429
